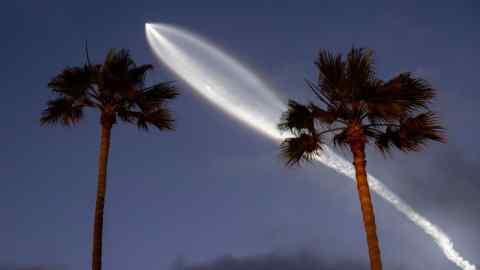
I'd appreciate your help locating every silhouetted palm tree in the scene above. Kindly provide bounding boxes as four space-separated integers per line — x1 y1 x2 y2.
278 48 445 270
41 49 178 270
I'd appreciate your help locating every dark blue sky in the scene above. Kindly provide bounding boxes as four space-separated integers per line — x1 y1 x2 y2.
1 1 479 270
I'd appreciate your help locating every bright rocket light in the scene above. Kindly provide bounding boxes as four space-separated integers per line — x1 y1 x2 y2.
145 23 286 141
145 23 476 270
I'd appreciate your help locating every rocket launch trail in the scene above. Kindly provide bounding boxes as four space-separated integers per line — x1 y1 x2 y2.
145 23 476 270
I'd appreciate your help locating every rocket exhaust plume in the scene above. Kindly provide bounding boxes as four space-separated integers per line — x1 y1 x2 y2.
145 23 476 270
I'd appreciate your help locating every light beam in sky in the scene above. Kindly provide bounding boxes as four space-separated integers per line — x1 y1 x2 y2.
145 22 476 270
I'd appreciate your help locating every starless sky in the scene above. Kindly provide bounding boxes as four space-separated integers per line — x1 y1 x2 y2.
0 1 479 270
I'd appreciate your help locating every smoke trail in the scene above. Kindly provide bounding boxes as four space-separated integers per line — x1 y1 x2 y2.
315 149 476 270
145 23 476 270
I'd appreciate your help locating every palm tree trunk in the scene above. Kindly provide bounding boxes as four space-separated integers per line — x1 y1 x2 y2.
350 141 383 270
92 121 113 270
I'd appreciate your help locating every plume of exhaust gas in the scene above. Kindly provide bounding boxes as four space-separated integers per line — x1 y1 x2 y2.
145 23 476 270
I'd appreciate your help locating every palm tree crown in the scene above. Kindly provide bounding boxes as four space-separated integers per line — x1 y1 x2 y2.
41 49 178 130
279 47 445 165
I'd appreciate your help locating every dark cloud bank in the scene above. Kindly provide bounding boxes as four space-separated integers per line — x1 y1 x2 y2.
0 266 65 270
172 251 409 270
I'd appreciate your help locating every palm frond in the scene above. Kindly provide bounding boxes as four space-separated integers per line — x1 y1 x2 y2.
332 129 349 149
315 50 347 104
141 82 178 106
100 49 136 99
128 64 153 87
374 126 397 154
48 66 93 99
345 48 375 98
126 108 175 131
366 73 435 121
40 97 84 126
374 112 445 153
103 49 134 74
278 100 314 133
280 133 323 166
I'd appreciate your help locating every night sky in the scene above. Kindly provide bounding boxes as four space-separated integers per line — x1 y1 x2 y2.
1 1 479 270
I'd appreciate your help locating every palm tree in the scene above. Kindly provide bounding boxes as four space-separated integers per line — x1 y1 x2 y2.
278 48 445 270
41 48 179 270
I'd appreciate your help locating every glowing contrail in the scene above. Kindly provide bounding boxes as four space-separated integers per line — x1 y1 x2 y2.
145 23 476 270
